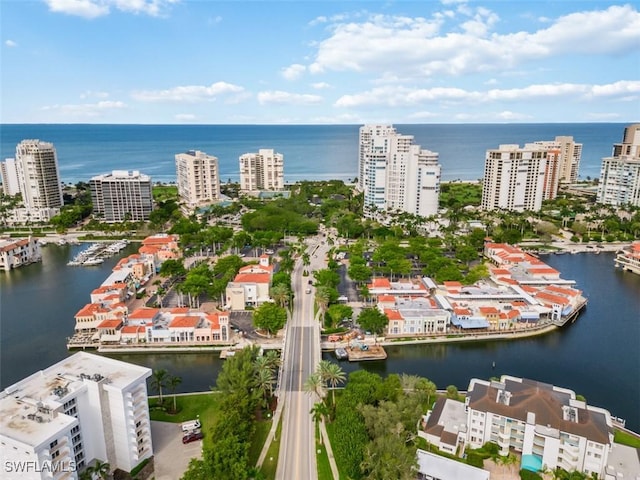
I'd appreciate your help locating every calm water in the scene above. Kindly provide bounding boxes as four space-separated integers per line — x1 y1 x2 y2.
1 246 638 431
0 123 627 183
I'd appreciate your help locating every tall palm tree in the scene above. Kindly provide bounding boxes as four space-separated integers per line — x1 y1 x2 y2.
263 349 281 372
255 367 275 409
167 374 182 413
270 283 290 308
310 401 330 443
150 368 169 405
317 360 346 406
303 373 325 399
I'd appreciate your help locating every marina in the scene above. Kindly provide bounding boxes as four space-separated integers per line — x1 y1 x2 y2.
66 239 129 266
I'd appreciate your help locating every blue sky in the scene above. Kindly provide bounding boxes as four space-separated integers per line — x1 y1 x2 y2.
1 0 639 124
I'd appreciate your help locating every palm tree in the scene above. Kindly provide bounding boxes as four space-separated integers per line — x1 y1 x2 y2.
263 349 281 372
150 368 169 405
310 401 330 442
270 283 290 308
317 360 346 407
303 373 325 399
255 367 275 409
92 460 110 480
167 374 182 413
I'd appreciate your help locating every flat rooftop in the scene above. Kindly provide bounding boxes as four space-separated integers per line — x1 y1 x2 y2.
0 352 151 447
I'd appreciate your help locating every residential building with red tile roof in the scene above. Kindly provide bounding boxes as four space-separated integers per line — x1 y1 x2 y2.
0 236 41 270
225 269 272 310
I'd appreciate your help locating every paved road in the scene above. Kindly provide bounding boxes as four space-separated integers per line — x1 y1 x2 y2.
276 236 329 480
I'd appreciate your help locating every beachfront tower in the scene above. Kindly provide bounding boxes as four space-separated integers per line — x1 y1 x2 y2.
239 148 284 193
90 170 153 222
481 144 561 212
597 124 640 207
13 139 63 222
358 124 441 218
175 150 221 215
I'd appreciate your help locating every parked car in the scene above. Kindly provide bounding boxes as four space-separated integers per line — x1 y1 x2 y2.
182 430 204 444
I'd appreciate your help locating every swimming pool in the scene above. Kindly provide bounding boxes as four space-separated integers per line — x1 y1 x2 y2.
521 454 543 472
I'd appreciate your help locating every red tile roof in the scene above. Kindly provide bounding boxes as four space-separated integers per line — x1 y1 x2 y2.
97 319 123 329
233 273 271 284
169 316 199 328
128 308 160 319
384 309 403 321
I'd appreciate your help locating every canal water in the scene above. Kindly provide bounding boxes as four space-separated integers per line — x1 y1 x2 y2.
1 245 638 431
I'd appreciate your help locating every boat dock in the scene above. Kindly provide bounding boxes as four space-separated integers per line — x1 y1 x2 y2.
345 344 387 361
67 239 129 266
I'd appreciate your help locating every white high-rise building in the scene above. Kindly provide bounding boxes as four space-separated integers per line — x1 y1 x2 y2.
90 170 153 222
481 144 561 212
13 140 63 222
0 158 21 196
532 136 582 184
358 125 441 217
596 124 640 207
0 352 153 480
239 149 284 192
175 150 221 214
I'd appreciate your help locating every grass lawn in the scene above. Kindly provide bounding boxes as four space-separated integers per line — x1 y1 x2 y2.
316 422 334 480
259 415 283 480
614 429 640 448
148 393 221 449
248 417 273 466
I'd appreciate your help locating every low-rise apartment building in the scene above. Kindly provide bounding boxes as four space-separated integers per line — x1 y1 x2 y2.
225 255 273 310
466 376 613 478
0 352 152 479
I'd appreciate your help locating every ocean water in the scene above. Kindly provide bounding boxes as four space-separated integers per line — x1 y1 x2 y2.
0 123 628 184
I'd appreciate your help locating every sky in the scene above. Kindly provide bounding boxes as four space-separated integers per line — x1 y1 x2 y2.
0 0 639 125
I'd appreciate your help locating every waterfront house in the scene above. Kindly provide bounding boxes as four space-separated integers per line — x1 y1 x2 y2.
0 352 153 479
614 241 640 275
74 302 127 333
0 236 41 270
381 297 450 336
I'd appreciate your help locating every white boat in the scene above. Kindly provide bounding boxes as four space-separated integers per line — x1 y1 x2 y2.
335 347 348 360
83 257 104 266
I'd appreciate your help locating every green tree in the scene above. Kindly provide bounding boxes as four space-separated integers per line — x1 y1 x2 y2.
357 308 389 337
252 302 287 337
150 368 169 405
317 360 346 407
326 304 353 329
167 374 182 413
303 373 325 399
446 384 459 399
270 282 291 308
91 460 110 480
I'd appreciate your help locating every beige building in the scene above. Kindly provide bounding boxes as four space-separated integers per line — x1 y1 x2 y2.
481 144 561 212
175 150 221 214
532 136 582 184
239 149 284 192
12 139 63 222
225 255 273 310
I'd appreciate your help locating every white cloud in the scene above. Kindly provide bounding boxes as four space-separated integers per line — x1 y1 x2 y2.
44 0 178 18
132 82 245 102
585 112 622 120
282 64 306 81
5 40 18 47
79 90 109 99
306 5 640 80
310 82 331 90
334 81 640 108
257 90 323 106
496 110 532 121
175 113 196 121
41 100 126 116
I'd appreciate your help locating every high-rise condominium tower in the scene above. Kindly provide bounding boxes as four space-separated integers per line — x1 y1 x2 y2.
597 124 640 207
481 144 560 212
90 170 153 222
532 136 582 184
11 139 63 221
175 150 221 214
358 125 441 217
239 149 284 192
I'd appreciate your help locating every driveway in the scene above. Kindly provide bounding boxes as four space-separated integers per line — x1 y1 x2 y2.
151 421 202 480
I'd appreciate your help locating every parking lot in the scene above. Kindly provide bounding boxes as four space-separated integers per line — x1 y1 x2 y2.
151 421 202 480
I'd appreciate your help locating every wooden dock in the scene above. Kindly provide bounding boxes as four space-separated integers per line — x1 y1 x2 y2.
347 344 387 361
